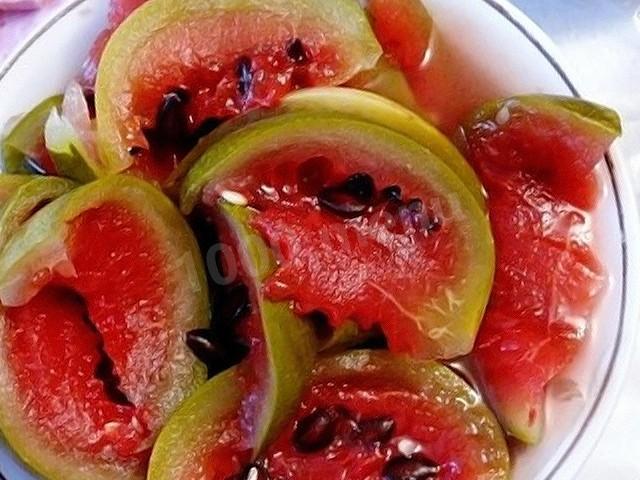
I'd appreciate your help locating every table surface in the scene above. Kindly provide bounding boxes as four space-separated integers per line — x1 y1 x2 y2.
1 1 639 479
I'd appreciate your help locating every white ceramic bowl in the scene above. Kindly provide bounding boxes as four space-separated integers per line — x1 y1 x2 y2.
0 1 638 479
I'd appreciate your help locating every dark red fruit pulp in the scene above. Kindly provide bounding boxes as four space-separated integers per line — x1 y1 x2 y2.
211 150 461 357
263 377 491 480
465 106 606 436
4 203 173 468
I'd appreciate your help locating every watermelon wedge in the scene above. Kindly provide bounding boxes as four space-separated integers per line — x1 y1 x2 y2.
181 112 494 359
0 176 209 479
95 0 382 183
463 95 621 443
215 203 317 453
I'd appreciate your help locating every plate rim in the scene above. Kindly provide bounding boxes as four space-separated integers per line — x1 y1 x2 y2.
0 0 636 479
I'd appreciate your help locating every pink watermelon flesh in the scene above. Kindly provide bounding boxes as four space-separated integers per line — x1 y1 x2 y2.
211 151 463 358
4 203 174 470
465 102 614 441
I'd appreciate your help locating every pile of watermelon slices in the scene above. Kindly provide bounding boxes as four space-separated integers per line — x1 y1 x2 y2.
0 0 621 479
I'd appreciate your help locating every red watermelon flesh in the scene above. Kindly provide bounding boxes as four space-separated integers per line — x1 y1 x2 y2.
4 203 174 469
214 151 463 358
464 96 619 442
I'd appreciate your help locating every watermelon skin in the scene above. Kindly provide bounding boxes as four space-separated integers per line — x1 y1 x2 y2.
79 0 148 87
0 176 209 479
168 88 486 208
148 205 318 479
95 0 382 183
0 175 76 250
147 366 250 480
463 95 621 443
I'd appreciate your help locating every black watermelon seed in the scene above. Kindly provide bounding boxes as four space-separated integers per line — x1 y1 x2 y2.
226 463 270 480
318 187 369 218
293 405 354 453
185 328 248 378
127 146 145 156
343 172 375 202
192 117 223 140
23 156 46 175
426 214 442 234
83 88 96 119
357 416 396 444
286 38 308 63
236 56 254 98
382 454 440 480
382 185 402 202
155 88 190 143
216 283 252 328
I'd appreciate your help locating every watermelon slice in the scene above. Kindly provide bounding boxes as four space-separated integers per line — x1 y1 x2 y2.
215 203 317 453
95 0 382 183
1 95 62 175
0 175 76 250
181 112 494 359
149 350 510 479
0 176 209 479
462 95 621 443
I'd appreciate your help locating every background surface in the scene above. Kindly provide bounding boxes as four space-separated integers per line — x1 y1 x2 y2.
0 1 639 478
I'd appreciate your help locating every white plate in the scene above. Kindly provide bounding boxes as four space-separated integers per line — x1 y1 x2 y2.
0 0 638 479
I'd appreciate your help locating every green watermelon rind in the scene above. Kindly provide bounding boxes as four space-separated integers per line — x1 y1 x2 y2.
0 175 209 480
181 113 495 360
95 0 382 175
169 87 486 210
0 175 33 205
1 96 63 174
467 94 622 142
218 203 317 454
0 175 76 251
147 366 244 480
